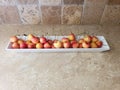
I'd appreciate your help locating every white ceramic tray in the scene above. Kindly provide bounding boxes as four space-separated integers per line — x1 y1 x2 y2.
6 36 110 52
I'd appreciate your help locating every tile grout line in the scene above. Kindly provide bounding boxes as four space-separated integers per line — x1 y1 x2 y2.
15 0 23 24
61 0 63 24
100 0 109 24
16 4 24 25
100 5 106 24
38 0 42 25
80 0 86 24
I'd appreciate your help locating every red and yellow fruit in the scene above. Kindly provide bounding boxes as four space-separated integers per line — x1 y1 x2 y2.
53 40 63 48
31 37 39 44
40 36 47 44
68 33 76 41
63 42 71 48
10 36 18 43
19 42 27 49
90 42 98 48
11 42 20 49
44 42 51 48
36 43 43 49
9 33 103 49
83 35 92 43
72 42 79 48
82 41 90 48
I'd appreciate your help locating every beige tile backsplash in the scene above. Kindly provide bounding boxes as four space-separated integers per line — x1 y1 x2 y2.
0 6 21 24
0 0 119 25
62 5 83 24
41 6 61 24
81 4 105 24
18 5 40 24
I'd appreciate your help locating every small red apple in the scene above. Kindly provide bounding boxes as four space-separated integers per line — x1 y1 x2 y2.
92 36 98 42
96 41 103 48
83 35 92 43
63 42 71 48
61 38 69 43
47 39 53 45
36 43 43 49
11 42 20 49
90 42 98 48
53 40 63 48
27 43 36 49
44 42 51 48
68 33 76 41
78 39 84 44
40 36 47 44
26 40 32 45
71 40 77 45
27 34 35 41
18 39 25 44
82 42 90 48
10 36 18 43
19 42 27 49
72 42 79 48
31 37 40 44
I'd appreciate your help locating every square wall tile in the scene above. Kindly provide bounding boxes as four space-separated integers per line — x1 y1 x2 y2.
41 6 61 24
0 6 21 24
101 6 120 24
16 0 38 4
0 0 16 5
62 5 83 24
63 0 84 5
81 4 105 24
108 0 120 5
85 0 108 5
18 5 40 24
40 0 61 5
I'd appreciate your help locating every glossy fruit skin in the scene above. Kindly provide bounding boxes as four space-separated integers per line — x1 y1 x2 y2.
53 40 63 48
84 35 92 43
10 36 18 43
92 36 98 42
27 43 36 49
11 42 20 49
68 33 76 41
44 42 51 48
47 39 53 45
18 39 25 44
72 42 79 48
71 40 77 45
19 42 27 49
40 37 47 44
62 38 69 43
63 42 71 48
90 42 98 48
82 42 90 48
78 39 84 44
96 41 103 48
36 43 43 49
27 34 35 41
26 40 32 45
31 37 39 44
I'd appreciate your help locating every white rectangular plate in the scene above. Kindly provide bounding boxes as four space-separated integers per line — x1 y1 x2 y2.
6 36 110 53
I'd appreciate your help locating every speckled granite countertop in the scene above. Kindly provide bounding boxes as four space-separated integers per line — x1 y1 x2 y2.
0 25 120 90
